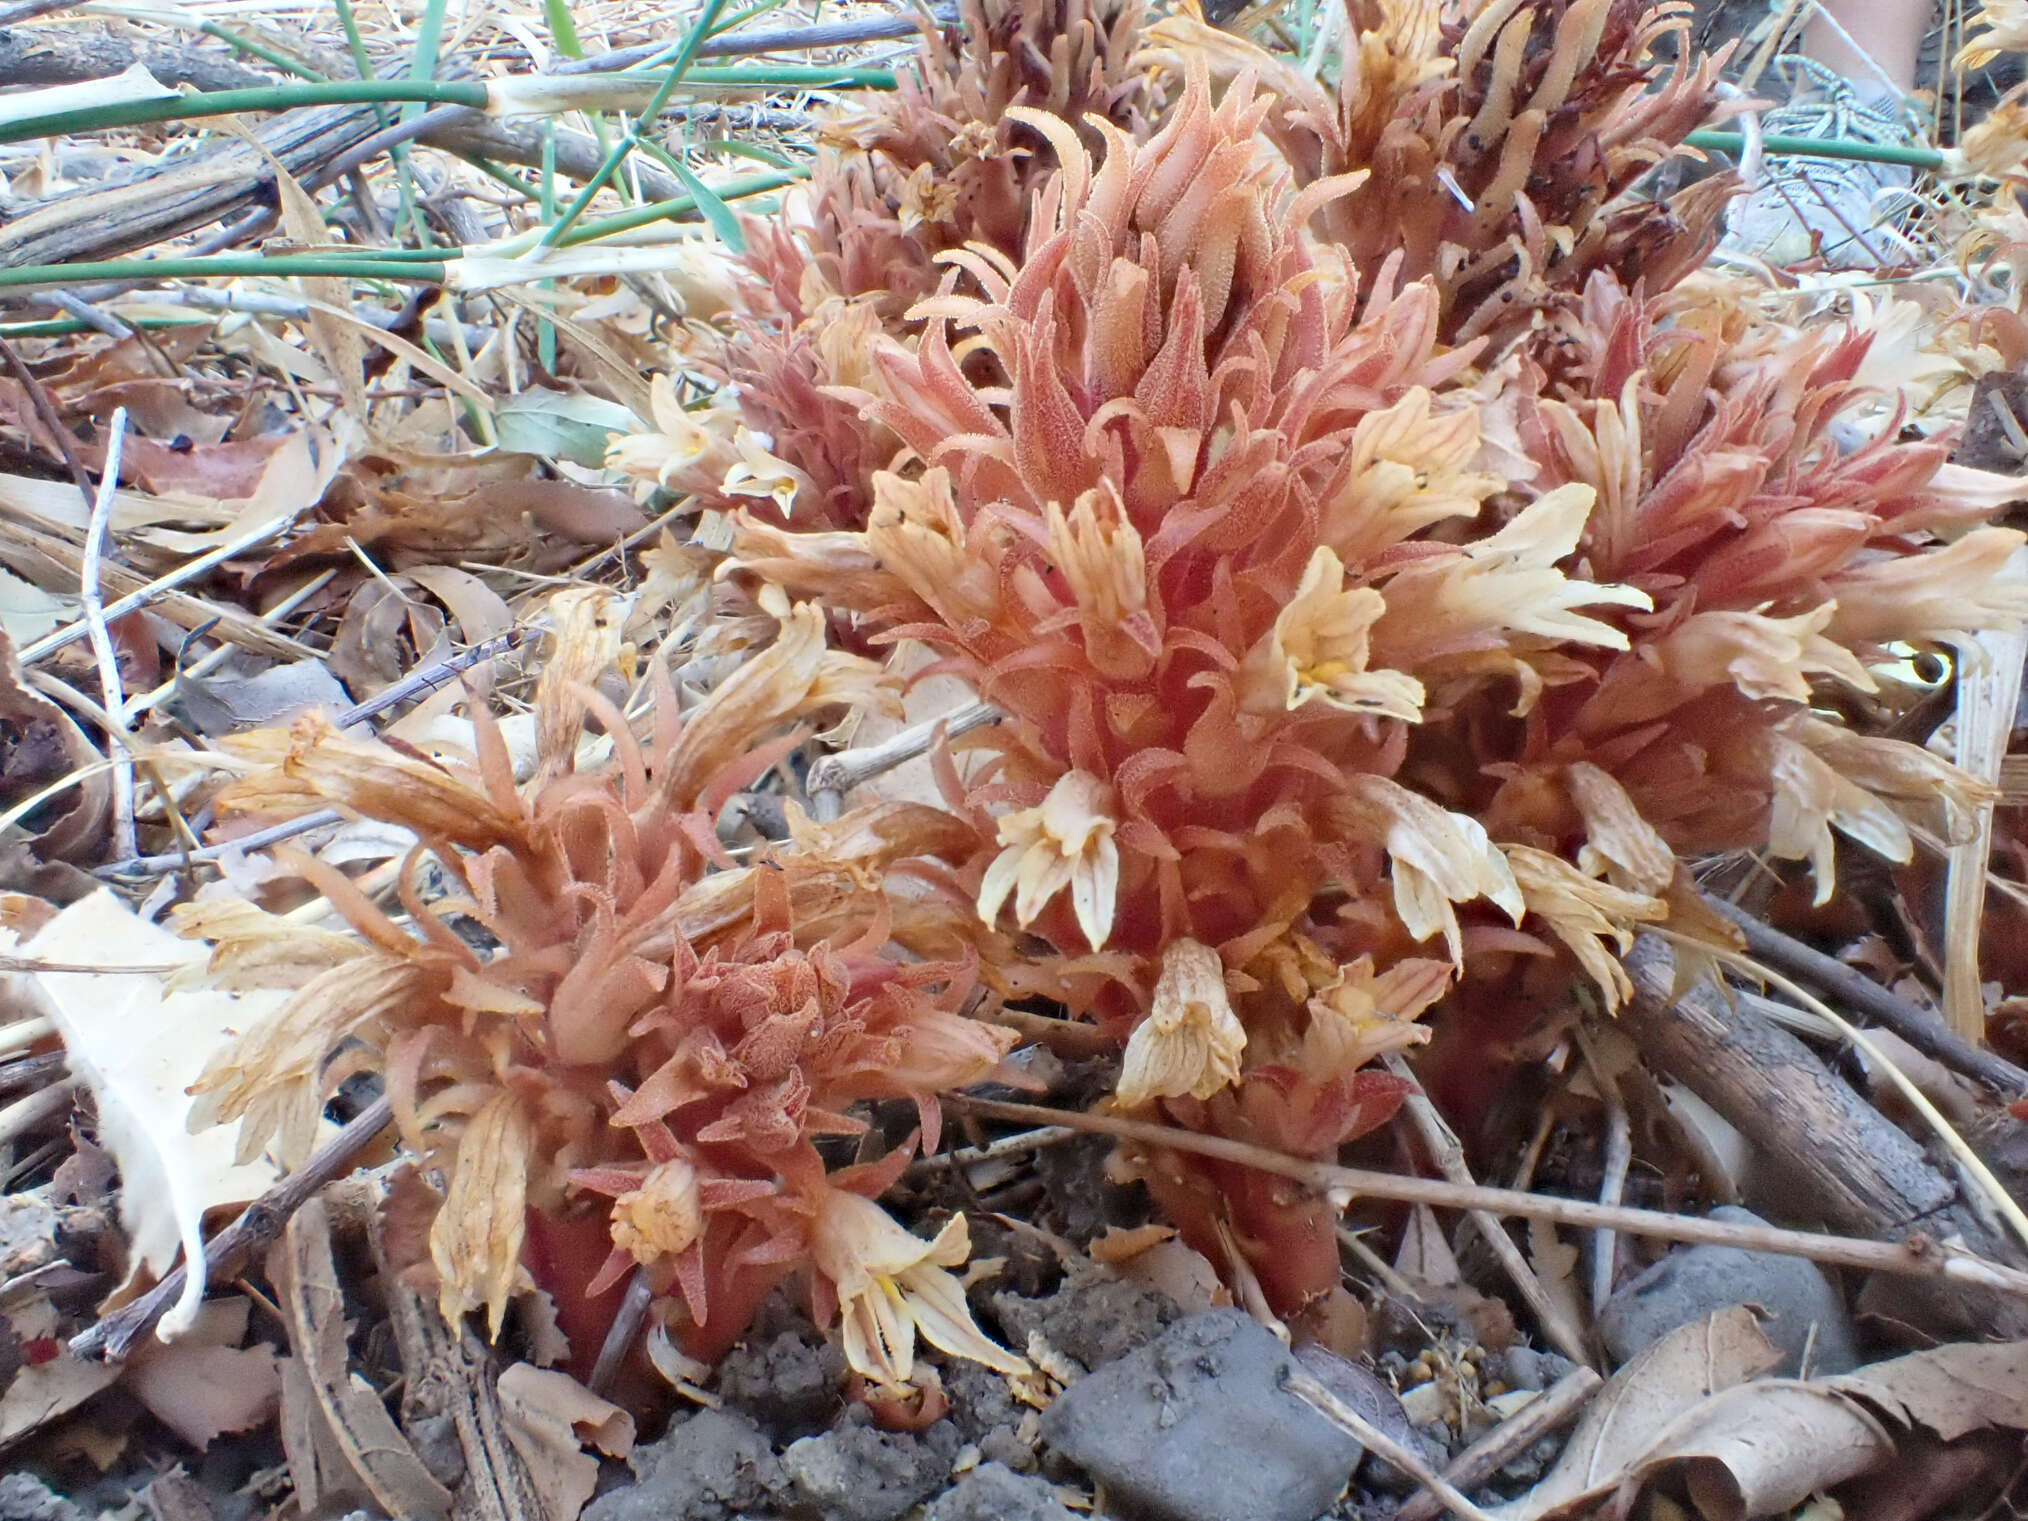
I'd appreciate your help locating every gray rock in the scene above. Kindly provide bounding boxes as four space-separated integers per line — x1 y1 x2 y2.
1490 1346 1577 1393
584 1408 785 1521
780 1419 959 1521
1039 1309 1362 1521
0 1475 81 1521
1599 1207 1859 1375
925 1463 1077 1521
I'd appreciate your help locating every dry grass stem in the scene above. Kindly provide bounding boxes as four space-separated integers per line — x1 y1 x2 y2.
1395 1366 1605 1521
1284 1368 1496 1521
951 1097 2028 1297
1383 1052 1594 1368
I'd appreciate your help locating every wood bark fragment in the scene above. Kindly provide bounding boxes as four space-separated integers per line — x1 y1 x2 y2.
1617 935 2028 1338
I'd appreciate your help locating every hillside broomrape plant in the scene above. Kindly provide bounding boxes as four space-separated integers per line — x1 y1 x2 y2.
189 0 2028 1382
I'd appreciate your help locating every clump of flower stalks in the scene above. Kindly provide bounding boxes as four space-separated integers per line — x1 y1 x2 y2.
192 0 2028 1386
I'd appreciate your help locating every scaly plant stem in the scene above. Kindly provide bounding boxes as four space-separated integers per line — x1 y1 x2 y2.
1684 128 1946 171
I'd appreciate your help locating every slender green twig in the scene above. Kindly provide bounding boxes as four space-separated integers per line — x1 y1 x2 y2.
540 0 733 248
0 80 491 147
1683 129 1946 172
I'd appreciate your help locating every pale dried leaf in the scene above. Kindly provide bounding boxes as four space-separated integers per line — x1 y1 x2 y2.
125 1298 281 1449
497 1363 636 1521
274 1198 453 1521
10 891 283 1338
1496 1306 1781 1518
0 1296 119 1446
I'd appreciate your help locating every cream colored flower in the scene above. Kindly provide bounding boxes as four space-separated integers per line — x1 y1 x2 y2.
977 771 1120 950
811 1190 1026 1388
1332 777 1524 965
1567 762 1675 896
1959 0 2028 68
1650 603 1875 707
722 426 815 517
897 162 960 232
1502 846 1666 1010
610 1158 702 1267
605 374 736 493
1242 546 1425 721
1117 940 1246 1107
1047 489 1162 679
1372 484 1651 666
1322 388 1502 558
1300 955 1448 1079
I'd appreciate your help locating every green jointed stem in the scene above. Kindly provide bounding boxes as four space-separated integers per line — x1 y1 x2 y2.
541 0 733 248
1683 129 1946 172
0 80 491 147
0 255 447 290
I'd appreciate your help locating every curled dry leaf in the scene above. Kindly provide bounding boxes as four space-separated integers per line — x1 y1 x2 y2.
1499 1309 2028 1521
271 1197 452 1521
0 630 110 876
7 890 284 1340
496 1362 636 1521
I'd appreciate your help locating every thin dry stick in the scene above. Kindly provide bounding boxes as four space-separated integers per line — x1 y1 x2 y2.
1702 894 2028 1095
1283 1368 1494 1521
909 1125 1081 1174
79 407 136 861
805 702 1002 798
0 333 93 501
590 1269 656 1398
0 1076 76 1147
1382 1053 1593 1369
21 503 316 665
71 1095 394 1360
1396 1366 1604 1521
1570 1026 1632 1320
948 1096 2028 1298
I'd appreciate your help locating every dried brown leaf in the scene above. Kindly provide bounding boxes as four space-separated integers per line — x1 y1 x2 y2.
273 1197 453 1521
496 1363 635 1521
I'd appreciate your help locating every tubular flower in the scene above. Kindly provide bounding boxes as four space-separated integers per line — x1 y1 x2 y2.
1243 548 1425 722
811 1189 1027 1388
977 771 1121 950
186 589 1018 1371
1117 939 1246 1107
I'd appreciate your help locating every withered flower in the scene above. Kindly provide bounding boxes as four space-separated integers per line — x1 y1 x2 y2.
811 1188 1026 1388
1117 939 1246 1107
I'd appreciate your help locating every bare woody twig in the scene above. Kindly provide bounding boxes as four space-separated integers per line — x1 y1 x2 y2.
79 407 135 861
1382 1052 1594 1370
21 505 317 665
806 701 1001 797
1395 1366 1605 1521
70 1095 394 1360
1283 1369 1494 1521
0 333 93 501
1702 894 2028 1096
947 1096 2028 1299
